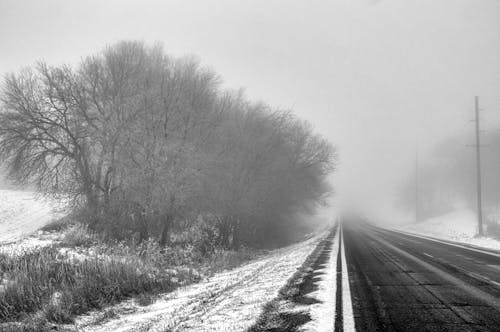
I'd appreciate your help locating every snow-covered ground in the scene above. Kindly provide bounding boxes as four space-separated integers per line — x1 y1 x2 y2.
0 188 345 331
301 225 355 332
394 209 500 251
0 189 65 245
74 233 326 332
300 227 339 332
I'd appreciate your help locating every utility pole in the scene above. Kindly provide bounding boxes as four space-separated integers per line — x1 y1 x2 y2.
415 148 419 223
474 96 484 236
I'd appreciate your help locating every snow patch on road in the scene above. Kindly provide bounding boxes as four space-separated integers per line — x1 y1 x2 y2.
76 234 325 332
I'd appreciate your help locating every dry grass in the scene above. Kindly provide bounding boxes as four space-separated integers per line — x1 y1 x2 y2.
0 246 199 329
0 225 260 330
60 224 96 247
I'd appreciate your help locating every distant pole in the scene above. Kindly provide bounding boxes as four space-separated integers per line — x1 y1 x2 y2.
415 148 419 223
474 96 484 236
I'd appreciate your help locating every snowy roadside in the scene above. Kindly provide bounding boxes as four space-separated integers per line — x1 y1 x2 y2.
300 226 339 332
247 225 351 332
72 232 328 332
392 209 500 251
298 225 354 332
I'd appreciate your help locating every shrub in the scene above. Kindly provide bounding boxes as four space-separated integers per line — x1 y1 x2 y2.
44 303 72 324
61 224 96 247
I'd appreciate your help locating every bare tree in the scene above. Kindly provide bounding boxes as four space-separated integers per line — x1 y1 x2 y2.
0 40 337 247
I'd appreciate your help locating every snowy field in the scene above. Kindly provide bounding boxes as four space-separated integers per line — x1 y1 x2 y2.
74 233 326 332
395 209 500 251
0 189 64 245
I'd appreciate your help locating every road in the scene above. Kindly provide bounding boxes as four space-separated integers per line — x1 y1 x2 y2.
343 221 500 332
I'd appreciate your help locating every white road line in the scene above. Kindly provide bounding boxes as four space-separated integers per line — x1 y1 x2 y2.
341 225 356 332
388 228 500 259
375 235 500 308
302 225 340 332
423 252 434 258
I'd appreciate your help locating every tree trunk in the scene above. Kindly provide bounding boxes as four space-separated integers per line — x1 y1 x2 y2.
86 191 100 230
218 216 231 249
138 215 149 243
159 214 173 247
231 219 241 249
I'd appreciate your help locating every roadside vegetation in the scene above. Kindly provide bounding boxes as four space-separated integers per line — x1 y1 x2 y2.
0 40 336 330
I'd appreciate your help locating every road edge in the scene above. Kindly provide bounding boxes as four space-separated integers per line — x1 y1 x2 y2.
247 226 338 332
383 227 500 258
335 224 355 332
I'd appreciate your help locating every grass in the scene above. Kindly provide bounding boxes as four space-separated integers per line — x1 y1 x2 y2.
0 225 261 330
0 247 193 320
60 224 96 247
135 293 154 306
0 246 198 330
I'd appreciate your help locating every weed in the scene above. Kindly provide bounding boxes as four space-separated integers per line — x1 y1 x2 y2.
60 224 95 247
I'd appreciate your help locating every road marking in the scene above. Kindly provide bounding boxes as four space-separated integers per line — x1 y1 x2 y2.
341 225 355 332
334 226 343 331
374 234 500 307
386 228 500 259
376 229 500 290
487 264 500 271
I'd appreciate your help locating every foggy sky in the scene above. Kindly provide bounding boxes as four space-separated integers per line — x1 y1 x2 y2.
1 0 500 220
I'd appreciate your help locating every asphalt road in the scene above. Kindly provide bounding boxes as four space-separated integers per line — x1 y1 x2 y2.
343 221 500 332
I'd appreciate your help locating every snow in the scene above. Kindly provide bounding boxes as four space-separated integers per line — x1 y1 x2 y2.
75 233 325 332
300 227 339 332
0 234 58 255
0 189 64 244
394 209 500 251
300 225 355 332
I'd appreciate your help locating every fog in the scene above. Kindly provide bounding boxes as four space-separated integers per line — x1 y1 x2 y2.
1 0 500 223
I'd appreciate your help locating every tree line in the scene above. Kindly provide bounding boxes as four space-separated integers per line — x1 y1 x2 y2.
398 128 500 220
0 41 336 248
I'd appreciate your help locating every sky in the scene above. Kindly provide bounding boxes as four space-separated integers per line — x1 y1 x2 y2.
1 0 500 220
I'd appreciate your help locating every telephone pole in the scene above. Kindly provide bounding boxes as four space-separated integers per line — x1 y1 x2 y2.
415 148 419 223
474 96 484 236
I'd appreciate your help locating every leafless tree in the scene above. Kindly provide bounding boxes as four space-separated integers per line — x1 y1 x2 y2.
0 40 337 247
